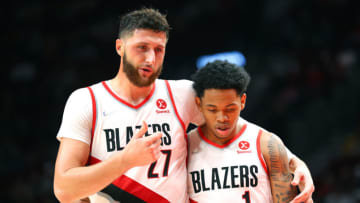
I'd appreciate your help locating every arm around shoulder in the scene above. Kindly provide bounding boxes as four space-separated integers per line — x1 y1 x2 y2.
167 79 204 126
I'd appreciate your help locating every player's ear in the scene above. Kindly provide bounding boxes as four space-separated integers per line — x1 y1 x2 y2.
195 97 201 110
240 93 247 110
115 39 124 56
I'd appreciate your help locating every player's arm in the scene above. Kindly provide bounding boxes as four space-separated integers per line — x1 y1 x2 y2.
260 131 298 203
53 122 162 203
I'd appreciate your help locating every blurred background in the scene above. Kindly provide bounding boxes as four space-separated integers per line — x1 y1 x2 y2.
3 0 360 202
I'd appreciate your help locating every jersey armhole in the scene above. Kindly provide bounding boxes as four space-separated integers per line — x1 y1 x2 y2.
86 86 97 163
164 80 188 155
164 80 187 133
256 129 269 176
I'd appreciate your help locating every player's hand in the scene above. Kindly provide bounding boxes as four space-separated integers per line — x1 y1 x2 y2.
289 163 315 203
122 121 162 168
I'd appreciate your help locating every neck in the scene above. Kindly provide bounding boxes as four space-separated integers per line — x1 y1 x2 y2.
110 70 154 106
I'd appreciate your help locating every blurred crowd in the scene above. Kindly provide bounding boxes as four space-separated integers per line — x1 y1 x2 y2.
3 0 360 202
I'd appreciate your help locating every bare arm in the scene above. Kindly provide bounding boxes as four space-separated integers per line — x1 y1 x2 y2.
53 122 162 203
261 132 298 203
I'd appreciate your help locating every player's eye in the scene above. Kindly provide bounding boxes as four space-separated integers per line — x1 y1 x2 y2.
138 45 147 50
155 47 163 53
225 109 236 113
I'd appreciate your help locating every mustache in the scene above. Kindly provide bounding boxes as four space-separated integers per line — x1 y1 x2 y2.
141 64 153 68
139 64 154 71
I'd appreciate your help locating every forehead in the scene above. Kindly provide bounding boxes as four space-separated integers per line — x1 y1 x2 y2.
124 29 167 46
202 89 240 104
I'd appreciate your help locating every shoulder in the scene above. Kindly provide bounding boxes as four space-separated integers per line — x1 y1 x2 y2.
66 87 93 108
260 130 288 166
67 81 104 105
57 87 94 145
165 79 193 91
162 79 203 124
163 79 196 106
61 87 94 125
69 87 92 99
260 131 285 151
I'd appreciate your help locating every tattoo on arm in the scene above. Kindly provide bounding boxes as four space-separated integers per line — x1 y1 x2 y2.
267 134 297 202
268 135 292 181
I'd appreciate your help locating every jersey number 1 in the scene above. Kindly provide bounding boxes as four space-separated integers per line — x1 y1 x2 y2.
148 150 172 178
242 191 250 203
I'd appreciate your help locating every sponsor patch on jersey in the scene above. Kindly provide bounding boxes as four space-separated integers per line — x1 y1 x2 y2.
156 98 170 113
237 141 251 153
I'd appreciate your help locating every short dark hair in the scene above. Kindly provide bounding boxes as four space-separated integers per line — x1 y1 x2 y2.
191 60 251 98
118 8 170 39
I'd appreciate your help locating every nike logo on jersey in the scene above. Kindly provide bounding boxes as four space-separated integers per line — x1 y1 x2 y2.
103 111 117 117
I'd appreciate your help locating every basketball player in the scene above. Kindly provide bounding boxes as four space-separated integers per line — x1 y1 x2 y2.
188 60 310 203
53 8 314 203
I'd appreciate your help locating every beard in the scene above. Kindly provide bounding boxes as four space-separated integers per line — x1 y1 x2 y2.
122 53 162 87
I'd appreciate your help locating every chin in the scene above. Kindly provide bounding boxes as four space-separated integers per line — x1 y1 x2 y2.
214 134 231 140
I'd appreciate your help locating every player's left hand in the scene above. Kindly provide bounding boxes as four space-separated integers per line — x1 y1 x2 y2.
289 165 315 203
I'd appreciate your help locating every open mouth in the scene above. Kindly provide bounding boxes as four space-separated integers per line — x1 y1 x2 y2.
216 127 230 136
138 67 153 77
139 67 153 73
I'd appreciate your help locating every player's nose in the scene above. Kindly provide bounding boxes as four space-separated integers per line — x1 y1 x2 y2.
216 111 229 122
144 49 156 65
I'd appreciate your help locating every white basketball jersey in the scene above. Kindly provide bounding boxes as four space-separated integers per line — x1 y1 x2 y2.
187 118 273 203
87 79 191 203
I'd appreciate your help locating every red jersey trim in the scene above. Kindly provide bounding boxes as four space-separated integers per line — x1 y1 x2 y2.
101 81 156 109
88 156 170 203
190 198 198 203
164 80 187 142
256 130 269 176
87 86 96 163
88 156 101 165
198 124 247 148
164 80 189 167
113 175 170 203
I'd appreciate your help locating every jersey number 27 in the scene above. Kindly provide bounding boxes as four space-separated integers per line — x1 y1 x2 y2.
147 150 172 178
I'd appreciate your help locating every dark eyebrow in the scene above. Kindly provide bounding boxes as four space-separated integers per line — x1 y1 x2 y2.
226 104 237 108
135 42 165 49
205 104 216 108
205 103 237 108
156 43 165 47
135 42 149 45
